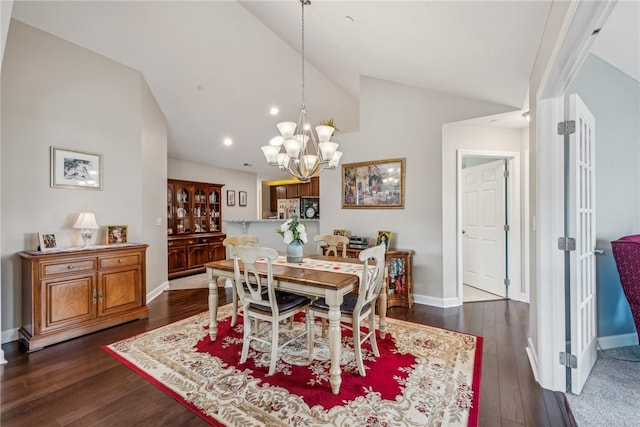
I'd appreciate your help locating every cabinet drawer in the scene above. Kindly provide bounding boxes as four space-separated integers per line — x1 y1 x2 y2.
41 258 97 278
99 253 141 269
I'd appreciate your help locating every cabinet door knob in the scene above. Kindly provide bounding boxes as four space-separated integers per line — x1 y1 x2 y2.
67 265 74 269
118 258 124 263
189 240 194 244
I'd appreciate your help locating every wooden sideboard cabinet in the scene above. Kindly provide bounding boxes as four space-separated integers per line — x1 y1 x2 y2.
322 247 415 308
18 244 149 351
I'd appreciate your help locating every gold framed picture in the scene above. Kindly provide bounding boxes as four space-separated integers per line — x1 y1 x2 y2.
342 158 405 209
376 230 391 250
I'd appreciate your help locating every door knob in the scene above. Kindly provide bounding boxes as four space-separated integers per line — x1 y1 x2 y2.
462 230 466 235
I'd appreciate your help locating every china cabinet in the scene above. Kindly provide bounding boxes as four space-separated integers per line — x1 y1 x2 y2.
18 244 149 351
322 247 414 308
167 179 226 278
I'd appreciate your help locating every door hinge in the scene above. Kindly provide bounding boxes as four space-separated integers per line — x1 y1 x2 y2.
559 352 577 369
557 120 576 135
504 224 510 232
558 237 576 251
503 170 510 178
504 278 510 287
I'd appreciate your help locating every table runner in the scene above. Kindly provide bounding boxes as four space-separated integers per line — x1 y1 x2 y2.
257 256 372 276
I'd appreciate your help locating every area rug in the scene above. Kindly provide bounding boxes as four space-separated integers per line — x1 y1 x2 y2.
103 304 483 426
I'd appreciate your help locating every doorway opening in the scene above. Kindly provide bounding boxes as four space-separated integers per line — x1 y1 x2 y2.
457 150 523 305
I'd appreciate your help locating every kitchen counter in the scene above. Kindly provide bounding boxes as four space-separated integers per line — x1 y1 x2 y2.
224 219 320 255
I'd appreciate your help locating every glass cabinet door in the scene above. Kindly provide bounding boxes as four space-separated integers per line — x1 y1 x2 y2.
207 187 221 232
174 184 191 234
193 187 207 233
167 183 175 235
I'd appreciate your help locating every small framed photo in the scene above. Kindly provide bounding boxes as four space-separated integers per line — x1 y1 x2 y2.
50 146 103 190
38 232 58 252
227 190 236 206
333 229 349 237
106 225 128 245
239 191 247 207
376 231 392 250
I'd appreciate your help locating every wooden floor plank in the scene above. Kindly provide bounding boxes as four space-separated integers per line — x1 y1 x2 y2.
0 287 573 426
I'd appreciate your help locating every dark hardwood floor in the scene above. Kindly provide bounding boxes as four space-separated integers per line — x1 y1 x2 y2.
1 288 575 426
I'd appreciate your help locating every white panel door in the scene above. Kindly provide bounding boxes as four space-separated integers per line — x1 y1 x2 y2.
568 94 597 395
462 159 507 297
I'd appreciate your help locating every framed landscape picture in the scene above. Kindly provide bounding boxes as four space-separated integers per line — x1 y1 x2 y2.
342 158 405 209
50 146 103 190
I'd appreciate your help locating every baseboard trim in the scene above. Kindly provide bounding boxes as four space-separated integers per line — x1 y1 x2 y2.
413 294 457 308
148 280 170 303
526 338 540 383
1 327 19 345
597 332 639 350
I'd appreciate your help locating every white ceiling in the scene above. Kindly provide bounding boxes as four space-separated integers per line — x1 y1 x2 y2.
8 1 636 180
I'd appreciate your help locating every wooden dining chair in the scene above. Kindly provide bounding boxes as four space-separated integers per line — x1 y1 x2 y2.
233 246 313 376
314 234 349 257
307 243 386 376
223 235 259 327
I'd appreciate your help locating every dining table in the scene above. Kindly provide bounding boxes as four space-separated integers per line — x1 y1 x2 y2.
205 254 388 395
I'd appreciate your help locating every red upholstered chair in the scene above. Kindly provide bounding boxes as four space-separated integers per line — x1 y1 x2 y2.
611 234 640 340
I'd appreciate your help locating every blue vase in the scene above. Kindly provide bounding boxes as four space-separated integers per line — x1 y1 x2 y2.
287 240 303 263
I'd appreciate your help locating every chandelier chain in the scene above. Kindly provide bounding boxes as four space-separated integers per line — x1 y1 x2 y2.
301 0 306 109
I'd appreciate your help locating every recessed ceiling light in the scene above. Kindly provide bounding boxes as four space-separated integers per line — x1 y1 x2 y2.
223 138 233 146
243 163 252 167
270 107 279 115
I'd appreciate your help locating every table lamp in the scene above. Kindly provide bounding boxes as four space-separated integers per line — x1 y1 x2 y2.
73 212 99 247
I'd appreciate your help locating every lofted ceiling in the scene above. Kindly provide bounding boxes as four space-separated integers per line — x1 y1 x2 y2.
9 1 635 180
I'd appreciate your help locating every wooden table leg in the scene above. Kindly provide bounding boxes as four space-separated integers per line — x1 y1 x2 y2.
326 293 343 395
207 268 219 341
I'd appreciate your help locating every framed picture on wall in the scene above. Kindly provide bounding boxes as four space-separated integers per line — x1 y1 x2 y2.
342 158 405 209
50 146 103 190
239 191 247 207
227 190 236 206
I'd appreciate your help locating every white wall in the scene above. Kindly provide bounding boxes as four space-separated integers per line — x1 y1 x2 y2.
168 158 258 231
141 78 169 294
319 76 513 305
441 123 524 302
1 20 167 341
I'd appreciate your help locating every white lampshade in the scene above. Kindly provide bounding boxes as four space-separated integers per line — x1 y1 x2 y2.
277 122 296 139
283 138 303 158
318 141 339 161
261 145 280 164
73 212 99 230
315 125 335 143
276 152 290 168
327 151 343 169
301 154 319 173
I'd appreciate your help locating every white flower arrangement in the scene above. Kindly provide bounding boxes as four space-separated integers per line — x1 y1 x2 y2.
277 215 308 244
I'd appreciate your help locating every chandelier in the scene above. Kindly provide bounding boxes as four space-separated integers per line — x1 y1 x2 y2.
261 0 342 182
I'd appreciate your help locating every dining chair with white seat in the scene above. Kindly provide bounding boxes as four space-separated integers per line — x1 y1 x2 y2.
233 246 313 376
314 234 349 257
307 243 386 376
223 235 259 327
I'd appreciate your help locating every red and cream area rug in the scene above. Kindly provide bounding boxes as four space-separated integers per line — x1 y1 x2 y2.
104 304 482 426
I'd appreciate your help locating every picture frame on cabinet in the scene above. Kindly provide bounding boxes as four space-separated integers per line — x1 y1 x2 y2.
50 146 103 190
227 190 236 206
106 225 128 245
239 191 247 206
38 232 58 252
342 158 405 209
376 230 392 250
